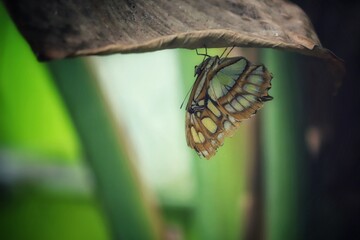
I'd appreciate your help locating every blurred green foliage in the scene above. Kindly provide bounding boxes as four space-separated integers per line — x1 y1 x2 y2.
263 50 305 240
0 3 109 240
0 2 305 239
0 191 109 240
49 58 161 240
0 3 80 162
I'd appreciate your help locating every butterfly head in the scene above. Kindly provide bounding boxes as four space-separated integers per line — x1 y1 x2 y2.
194 62 205 77
194 57 215 77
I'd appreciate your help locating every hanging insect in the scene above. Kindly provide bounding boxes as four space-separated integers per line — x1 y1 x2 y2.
184 47 273 159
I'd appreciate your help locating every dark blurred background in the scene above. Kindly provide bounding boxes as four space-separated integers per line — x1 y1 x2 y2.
292 0 360 239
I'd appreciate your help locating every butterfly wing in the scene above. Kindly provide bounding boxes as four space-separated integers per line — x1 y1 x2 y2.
215 57 273 122
186 57 272 159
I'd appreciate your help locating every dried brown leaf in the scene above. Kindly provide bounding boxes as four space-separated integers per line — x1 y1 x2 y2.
4 0 344 75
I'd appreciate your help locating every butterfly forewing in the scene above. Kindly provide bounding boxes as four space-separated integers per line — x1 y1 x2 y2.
186 55 272 159
209 58 248 100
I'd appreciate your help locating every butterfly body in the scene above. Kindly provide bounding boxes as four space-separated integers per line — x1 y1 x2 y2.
185 53 273 159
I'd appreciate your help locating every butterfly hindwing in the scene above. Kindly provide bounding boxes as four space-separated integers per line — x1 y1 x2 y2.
186 99 226 159
217 60 272 121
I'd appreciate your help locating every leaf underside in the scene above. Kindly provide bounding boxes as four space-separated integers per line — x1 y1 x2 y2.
4 0 343 75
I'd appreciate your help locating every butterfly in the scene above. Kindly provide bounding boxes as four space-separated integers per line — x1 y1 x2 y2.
184 47 273 159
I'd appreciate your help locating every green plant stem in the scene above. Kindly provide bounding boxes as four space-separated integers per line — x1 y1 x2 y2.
262 50 305 240
49 59 161 240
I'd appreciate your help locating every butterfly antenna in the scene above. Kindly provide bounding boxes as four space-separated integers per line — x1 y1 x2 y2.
219 47 228 59
223 46 235 59
180 84 194 109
